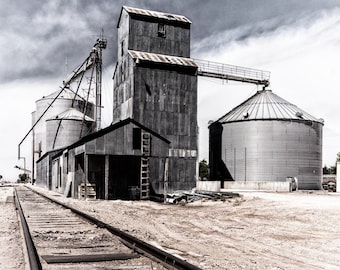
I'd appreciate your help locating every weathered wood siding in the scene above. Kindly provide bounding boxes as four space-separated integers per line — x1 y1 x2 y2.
36 155 49 188
133 67 197 150
36 150 61 190
128 16 190 57
112 8 197 192
131 66 197 192
83 123 168 157
112 55 134 122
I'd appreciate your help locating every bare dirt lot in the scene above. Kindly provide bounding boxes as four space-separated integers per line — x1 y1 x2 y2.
0 186 25 270
3 184 340 269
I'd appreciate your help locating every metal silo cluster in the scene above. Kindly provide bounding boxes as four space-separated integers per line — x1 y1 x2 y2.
33 89 94 155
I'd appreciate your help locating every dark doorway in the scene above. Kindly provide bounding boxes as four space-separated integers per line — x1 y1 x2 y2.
109 156 140 199
88 155 105 199
75 153 85 198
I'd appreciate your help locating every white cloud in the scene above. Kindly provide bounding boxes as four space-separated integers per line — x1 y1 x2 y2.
197 7 340 166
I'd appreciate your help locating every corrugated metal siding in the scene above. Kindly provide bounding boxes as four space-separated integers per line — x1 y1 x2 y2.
221 120 323 189
34 91 94 167
46 119 92 151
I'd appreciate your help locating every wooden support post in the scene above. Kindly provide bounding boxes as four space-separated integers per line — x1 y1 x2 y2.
84 154 88 200
164 157 169 203
105 155 109 200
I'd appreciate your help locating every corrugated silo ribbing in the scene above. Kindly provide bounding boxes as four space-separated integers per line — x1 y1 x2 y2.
45 108 94 151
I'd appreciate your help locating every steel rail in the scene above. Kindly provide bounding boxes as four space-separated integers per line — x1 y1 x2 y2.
26 186 202 270
14 188 43 270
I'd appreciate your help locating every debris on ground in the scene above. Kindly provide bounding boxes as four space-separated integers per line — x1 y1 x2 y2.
164 190 240 204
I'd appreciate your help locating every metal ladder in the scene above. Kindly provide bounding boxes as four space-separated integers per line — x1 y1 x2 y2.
140 133 150 199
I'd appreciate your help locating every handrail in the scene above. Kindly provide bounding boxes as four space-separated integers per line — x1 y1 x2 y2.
194 58 270 86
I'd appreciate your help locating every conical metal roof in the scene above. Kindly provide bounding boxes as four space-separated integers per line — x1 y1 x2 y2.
217 89 324 124
47 108 94 122
38 88 84 101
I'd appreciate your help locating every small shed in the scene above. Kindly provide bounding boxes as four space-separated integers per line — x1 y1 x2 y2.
36 118 170 200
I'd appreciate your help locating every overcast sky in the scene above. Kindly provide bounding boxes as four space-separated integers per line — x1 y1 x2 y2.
1 0 340 180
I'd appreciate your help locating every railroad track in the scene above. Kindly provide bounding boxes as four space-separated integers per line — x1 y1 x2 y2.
14 185 202 270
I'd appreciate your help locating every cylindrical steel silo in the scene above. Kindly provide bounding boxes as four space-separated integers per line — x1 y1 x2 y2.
209 89 324 190
33 89 94 155
46 108 94 151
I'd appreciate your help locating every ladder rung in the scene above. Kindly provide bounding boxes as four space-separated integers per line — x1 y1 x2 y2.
140 154 149 199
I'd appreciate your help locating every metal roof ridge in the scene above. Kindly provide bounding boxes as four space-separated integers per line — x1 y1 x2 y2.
47 108 95 122
65 118 171 152
122 5 192 24
128 50 197 68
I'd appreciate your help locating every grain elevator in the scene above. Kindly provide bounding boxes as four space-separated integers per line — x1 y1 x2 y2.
112 6 198 193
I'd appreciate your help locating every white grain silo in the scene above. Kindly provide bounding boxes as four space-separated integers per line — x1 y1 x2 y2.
209 89 324 190
46 108 94 151
33 88 94 156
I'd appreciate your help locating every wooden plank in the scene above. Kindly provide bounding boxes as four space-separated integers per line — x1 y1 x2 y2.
41 253 140 264
105 155 109 200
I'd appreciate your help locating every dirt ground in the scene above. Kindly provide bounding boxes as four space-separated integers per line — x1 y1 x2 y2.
3 184 340 269
0 186 25 270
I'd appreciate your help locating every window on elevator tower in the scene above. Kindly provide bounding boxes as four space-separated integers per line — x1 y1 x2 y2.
121 40 124 56
158 23 166 38
133 128 141 149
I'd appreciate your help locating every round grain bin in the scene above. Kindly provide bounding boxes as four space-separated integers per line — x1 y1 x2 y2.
209 89 323 190
33 89 94 155
46 108 94 151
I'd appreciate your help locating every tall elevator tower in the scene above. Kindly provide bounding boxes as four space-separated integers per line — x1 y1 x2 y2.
113 6 198 192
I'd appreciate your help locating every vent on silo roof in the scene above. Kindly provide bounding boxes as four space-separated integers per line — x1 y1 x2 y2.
295 111 303 118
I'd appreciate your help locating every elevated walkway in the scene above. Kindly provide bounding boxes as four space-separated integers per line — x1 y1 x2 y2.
194 59 270 87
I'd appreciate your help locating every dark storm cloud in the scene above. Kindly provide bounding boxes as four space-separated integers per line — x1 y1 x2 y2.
1 0 340 82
